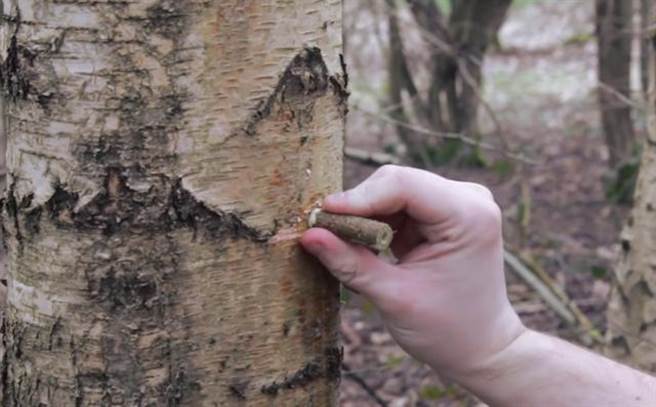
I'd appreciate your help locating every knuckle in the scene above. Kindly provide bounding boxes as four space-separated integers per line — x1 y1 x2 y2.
375 164 402 180
468 200 502 243
330 258 360 286
469 182 495 200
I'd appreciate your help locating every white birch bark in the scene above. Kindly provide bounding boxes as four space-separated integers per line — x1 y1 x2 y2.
0 1 346 405
605 7 656 372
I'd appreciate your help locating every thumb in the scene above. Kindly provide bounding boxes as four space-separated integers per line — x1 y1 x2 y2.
300 227 393 299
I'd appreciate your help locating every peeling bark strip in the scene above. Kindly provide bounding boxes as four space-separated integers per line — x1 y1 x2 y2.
1 1 344 405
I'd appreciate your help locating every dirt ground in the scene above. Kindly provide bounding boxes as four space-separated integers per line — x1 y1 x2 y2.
339 1 633 405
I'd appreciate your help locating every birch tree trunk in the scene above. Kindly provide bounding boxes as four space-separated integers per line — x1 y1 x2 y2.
605 7 656 371
0 1 346 405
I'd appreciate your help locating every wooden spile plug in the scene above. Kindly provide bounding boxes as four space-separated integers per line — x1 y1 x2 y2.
308 209 394 252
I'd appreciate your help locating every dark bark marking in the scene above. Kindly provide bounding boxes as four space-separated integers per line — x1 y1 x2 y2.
0 181 42 251
35 168 272 242
1 35 31 100
329 76 350 108
228 379 249 400
622 238 631 254
144 0 187 39
47 318 62 352
3 181 25 248
339 53 349 89
23 206 42 237
2 317 28 405
1 314 8 405
1 31 60 111
72 233 198 405
261 361 322 396
0 7 67 110
324 346 343 381
0 7 32 102
89 265 160 312
170 179 271 242
260 345 341 396
242 47 348 138
165 369 201 407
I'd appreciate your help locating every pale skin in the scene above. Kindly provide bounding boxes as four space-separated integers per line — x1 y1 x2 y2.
300 165 656 407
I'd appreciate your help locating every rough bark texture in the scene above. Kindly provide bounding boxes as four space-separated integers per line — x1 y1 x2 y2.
0 1 345 405
596 0 636 168
605 8 656 371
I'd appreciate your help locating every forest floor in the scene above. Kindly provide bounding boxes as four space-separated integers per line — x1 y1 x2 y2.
339 1 639 405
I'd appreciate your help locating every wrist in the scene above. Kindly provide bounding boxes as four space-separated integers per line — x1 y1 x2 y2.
425 303 527 383
454 329 548 405
445 328 656 407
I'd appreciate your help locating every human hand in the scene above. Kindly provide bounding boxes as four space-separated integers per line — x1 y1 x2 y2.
300 165 525 380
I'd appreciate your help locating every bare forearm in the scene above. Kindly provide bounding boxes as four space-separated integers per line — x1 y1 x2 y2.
451 330 656 406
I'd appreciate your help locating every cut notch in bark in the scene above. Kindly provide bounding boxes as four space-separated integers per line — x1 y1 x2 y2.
308 209 394 251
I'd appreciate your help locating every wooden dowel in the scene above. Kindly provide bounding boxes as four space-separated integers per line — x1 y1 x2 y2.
308 209 394 251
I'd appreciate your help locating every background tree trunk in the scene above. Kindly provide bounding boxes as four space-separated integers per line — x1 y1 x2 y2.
605 7 656 371
388 0 511 166
641 0 652 97
387 0 432 167
0 1 346 405
444 0 511 136
596 0 636 168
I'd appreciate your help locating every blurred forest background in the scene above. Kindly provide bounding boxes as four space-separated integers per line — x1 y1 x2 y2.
339 0 652 405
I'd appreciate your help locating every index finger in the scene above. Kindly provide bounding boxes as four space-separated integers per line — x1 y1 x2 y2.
323 165 465 226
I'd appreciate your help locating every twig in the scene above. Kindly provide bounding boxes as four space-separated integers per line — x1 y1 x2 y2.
345 147 400 166
503 249 576 325
454 56 515 154
343 363 388 407
355 105 536 164
308 209 394 251
518 250 604 345
597 82 647 112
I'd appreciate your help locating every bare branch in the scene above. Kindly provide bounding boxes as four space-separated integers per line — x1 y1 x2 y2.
503 249 576 325
345 147 400 167
343 363 389 407
354 104 536 164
